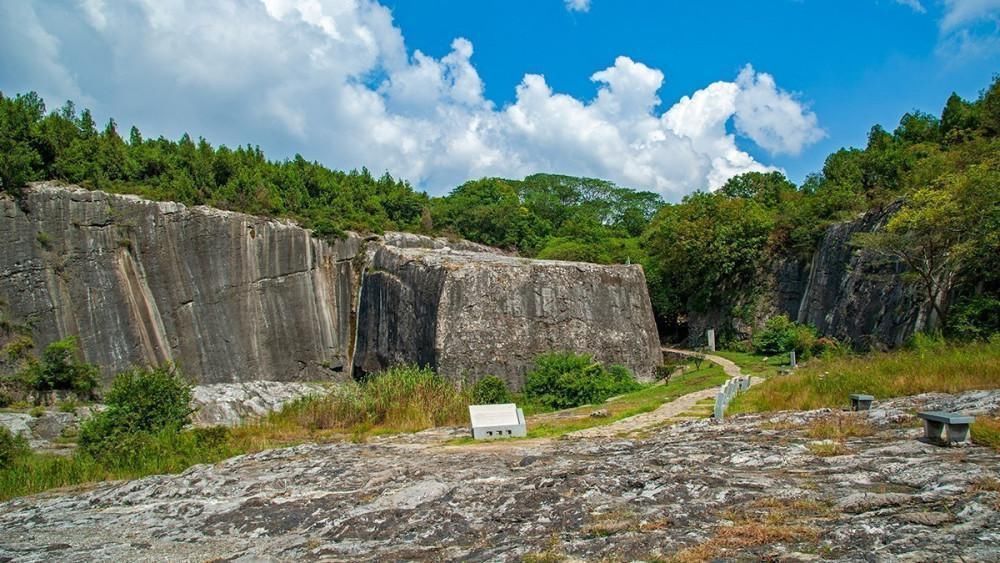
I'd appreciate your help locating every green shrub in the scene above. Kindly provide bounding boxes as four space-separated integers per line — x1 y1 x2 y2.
524 352 641 409
0 427 28 469
947 295 1000 341
471 375 512 404
18 337 99 398
79 364 192 459
655 363 680 382
753 315 819 358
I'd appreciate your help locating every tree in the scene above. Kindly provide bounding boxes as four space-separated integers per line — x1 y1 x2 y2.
854 187 967 331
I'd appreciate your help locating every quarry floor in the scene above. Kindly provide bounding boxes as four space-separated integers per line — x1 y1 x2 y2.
1 391 999 562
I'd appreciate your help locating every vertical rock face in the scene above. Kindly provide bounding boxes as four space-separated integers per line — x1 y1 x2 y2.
687 202 923 349
794 202 923 347
1 184 360 384
1 184 662 387
354 245 662 389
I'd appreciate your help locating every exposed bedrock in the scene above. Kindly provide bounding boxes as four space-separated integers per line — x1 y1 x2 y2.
354 245 663 389
1 184 361 384
1 184 662 387
689 202 924 349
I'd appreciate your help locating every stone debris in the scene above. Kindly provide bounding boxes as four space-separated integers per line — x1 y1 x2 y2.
0 390 997 561
190 380 328 427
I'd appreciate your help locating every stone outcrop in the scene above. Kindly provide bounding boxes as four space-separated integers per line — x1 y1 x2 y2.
1 184 361 384
690 203 925 349
354 245 662 388
190 381 328 427
794 202 924 347
1 390 997 561
0 184 661 387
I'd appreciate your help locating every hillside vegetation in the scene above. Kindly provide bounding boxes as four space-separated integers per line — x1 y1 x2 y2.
730 337 1000 414
1 76 998 342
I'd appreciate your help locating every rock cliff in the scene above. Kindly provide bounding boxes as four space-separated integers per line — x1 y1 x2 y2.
689 203 925 349
354 246 662 387
0 184 661 387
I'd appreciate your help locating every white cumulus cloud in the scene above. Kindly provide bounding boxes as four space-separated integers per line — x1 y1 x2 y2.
0 0 825 199
565 0 591 13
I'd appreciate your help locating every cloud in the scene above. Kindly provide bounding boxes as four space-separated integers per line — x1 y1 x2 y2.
936 0 1000 61
894 0 926 13
0 0 824 199
565 0 591 13
941 0 1000 31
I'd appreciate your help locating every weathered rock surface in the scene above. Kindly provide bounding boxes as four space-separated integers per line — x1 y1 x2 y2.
794 201 924 348
690 203 926 349
0 410 86 452
354 245 662 387
190 381 328 427
1 184 361 384
1 184 662 388
1 390 997 562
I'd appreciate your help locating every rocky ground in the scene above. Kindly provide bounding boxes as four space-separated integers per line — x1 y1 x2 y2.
1 390 999 562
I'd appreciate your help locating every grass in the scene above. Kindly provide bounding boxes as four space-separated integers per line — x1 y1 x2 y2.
728 339 1000 413
971 416 1000 451
520 363 727 439
804 413 875 440
807 441 851 457
670 497 827 562
713 350 788 378
0 429 236 501
231 365 471 448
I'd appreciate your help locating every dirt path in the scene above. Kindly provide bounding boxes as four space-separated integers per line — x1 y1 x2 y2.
662 347 744 378
567 348 760 439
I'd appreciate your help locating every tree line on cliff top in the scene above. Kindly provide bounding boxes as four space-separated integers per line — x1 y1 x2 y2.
1 76 998 340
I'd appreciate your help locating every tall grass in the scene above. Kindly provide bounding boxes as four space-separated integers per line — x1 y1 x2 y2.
0 428 235 501
972 416 1000 451
240 365 472 441
730 339 1000 413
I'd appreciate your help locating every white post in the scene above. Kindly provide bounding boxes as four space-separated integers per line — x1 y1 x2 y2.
714 392 724 420
790 350 797 368
706 329 716 352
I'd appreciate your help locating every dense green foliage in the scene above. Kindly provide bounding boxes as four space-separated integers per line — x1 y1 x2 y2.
471 375 513 405
645 77 1000 341
0 427 29 469
752 315 820 358
0 92 428 236
79 364 193 461
431 174 662 257
17 336 99 398
524 352 641 409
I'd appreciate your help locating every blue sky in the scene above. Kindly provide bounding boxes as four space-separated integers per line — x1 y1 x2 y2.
1 0 997 199
385 0 997 184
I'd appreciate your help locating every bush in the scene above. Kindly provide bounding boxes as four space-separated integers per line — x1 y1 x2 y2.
524 352 642 409
79 364 192 459
0 427 28 469
753 315 819 358
947 295 1000 341
471 375 512 404
18 337 99 398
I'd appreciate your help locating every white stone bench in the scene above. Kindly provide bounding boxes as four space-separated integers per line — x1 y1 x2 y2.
917 411 975 445
469 403 526 440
